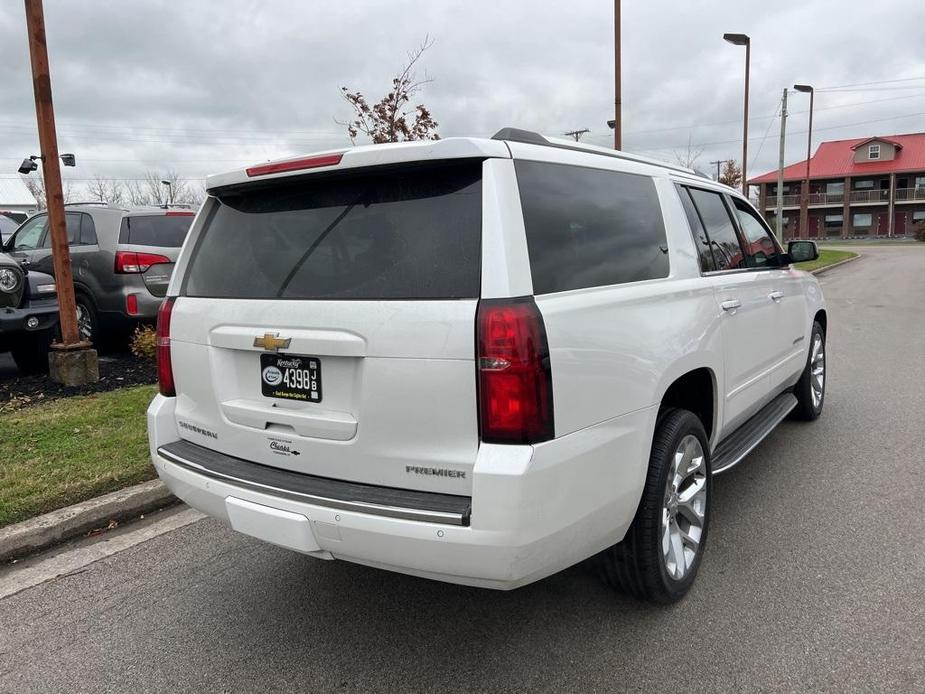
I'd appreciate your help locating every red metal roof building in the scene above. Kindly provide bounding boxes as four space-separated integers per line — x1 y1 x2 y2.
748 132 925 239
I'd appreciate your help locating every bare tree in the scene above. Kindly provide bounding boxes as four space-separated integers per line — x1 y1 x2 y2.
87 176 125 206
338 36 439 144
719 160 743 188
673 135 704 170
22 175 46 209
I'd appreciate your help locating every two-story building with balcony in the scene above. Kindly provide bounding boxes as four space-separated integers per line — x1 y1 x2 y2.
748 132 925 239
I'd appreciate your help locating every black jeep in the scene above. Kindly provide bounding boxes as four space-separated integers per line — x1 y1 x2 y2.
0 252 59 373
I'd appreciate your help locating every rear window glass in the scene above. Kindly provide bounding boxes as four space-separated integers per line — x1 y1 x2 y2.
515 161 669 294
119 215 193 247
183 162 482 300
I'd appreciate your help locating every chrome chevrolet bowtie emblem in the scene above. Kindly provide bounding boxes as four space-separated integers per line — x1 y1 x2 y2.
253 332 291 352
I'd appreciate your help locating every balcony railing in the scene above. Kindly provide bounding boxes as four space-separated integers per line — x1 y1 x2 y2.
849 189 890 203
764 186 925 209
894 187 925 202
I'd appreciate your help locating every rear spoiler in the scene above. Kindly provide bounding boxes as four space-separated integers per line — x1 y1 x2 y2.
205 137 510 194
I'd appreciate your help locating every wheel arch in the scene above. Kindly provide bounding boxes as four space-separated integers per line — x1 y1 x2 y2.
814 308 827 334
657 366 717 442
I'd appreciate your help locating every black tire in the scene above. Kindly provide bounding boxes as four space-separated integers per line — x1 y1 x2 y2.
791 321 826 421
10 329 53 375
75 293 98 345
596 408 712 603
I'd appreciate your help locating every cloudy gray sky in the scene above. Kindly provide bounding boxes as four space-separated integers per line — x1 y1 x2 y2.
2 0 925 194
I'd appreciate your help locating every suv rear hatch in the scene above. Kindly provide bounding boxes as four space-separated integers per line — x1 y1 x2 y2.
169 161 483 495
118 211 194 296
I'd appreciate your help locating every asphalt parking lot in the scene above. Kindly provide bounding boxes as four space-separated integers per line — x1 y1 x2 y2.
1 246 923 693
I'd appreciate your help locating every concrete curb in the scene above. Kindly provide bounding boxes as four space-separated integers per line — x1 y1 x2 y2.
811 252 861 276
0 480 178 563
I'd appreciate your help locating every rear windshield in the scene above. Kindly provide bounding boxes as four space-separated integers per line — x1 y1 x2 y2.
183 162 482 300
119 215 193 247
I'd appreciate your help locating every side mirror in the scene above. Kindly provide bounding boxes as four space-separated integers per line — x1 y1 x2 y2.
787 240 818 264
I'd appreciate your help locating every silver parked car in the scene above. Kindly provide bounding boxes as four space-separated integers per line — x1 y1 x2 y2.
2 204 195 344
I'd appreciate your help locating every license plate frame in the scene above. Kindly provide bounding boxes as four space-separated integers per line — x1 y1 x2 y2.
260 353 322 403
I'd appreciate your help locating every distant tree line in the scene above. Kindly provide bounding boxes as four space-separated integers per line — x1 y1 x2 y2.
22 170 205 210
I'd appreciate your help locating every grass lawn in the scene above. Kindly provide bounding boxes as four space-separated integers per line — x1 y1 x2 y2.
0 384 157 528
795 248 858 273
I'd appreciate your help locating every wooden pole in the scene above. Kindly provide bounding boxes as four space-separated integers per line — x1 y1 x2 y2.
23 0 81 348
614 0 622 150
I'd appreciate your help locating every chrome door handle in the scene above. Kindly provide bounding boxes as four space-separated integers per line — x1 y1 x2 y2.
720 299 741 312
769 291 784 302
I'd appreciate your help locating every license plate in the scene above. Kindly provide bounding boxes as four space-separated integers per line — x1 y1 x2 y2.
260 353 322 402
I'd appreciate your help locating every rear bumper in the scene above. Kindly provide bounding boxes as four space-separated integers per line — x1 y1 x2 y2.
148 395 655 590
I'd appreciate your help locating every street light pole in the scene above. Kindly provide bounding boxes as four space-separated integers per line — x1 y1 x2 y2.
614 0 621 150
794 84 814 240
724 33 750 196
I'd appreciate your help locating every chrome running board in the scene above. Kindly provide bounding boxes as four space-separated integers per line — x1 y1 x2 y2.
711 391 798 475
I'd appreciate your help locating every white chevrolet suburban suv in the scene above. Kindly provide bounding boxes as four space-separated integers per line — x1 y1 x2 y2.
147 128 827 603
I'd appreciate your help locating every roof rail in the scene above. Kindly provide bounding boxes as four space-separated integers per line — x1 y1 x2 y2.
491 127 704 176
65 201 113 207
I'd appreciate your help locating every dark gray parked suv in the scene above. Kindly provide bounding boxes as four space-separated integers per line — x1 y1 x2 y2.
3 204 194 344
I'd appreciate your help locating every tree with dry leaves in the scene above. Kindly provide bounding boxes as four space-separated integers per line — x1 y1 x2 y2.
719 159 743 189
338 37 439 144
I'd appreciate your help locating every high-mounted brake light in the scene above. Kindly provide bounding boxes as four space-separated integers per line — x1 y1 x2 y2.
477 298 554 444
246 152 344 177
165 211 194 217
114 251 171 274
156 297 176 396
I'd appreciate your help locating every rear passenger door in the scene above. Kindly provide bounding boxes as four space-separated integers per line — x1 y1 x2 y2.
730 198 806 392
681 186 778 432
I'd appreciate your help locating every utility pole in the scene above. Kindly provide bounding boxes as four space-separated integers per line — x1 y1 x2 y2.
710 160 724 181
24 0 98 384
564 129 590 142
613 0 621 150
776 88 788 242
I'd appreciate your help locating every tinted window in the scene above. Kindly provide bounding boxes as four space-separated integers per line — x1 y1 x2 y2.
676 186 717 272
687 188 746 271
120 215 193 247
184 162 482 300
65 213 82 245
79 214 98 245
515 161 669 294
732 199 779 268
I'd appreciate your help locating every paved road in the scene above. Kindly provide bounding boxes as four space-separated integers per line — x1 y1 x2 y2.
2 247 924 693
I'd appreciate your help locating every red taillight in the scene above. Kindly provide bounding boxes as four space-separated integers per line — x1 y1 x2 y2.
126 293 139 316
115 251 171 274
477 298 554 444
156 297 176 397
246 152 344 177
165 211 194 217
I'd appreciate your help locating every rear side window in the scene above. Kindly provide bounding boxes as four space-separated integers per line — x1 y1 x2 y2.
515 161 669 294
184 162 482 300
119 215 193 247
677 186 717 272
686 188 746 271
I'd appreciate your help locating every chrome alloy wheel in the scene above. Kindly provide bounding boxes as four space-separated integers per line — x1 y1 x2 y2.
810 333 825 409
662 434 707 581
76 303 92 342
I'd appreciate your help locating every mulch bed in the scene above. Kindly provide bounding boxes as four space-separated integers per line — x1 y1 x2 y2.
0 352 156 413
